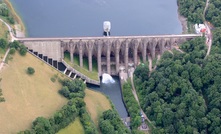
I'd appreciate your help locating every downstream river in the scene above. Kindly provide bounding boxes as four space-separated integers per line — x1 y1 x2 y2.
10 0 182 118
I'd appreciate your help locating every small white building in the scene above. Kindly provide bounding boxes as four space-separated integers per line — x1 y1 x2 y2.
103 21 111 33
195 24 206 34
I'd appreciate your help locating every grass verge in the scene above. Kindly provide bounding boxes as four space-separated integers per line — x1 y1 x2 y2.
0 52 67 133
84 89 112 128
64 52 99 81
0 21 9 40
56 117 84 134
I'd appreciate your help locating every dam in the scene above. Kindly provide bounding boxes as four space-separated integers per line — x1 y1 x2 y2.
18 34 201 85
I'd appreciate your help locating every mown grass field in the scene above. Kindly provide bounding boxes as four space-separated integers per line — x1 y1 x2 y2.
84 89 112 127
0 52 68 133
57 117 84 134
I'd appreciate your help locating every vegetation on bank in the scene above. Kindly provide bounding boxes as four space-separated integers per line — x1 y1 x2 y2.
122 82 142 130
177 0 206 24
84 89 112 128
3 0 25 32
0 1 14 24
99 109 130 134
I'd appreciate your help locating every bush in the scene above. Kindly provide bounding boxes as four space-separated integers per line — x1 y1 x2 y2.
19 45 27 56
0 38 7 49
7 16 15 24
9 48 16 55
27 67 35 75
50 77 56 83
0 3 9 17
9 41 20 49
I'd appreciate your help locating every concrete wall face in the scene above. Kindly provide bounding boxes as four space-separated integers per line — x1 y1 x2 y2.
23 41 61 61
21 35 198 76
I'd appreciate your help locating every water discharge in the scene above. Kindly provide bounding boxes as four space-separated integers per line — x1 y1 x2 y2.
102 73 115 84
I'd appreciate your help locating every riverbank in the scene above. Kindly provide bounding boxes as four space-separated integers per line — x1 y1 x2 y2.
177 6 188 34
3 0 26 37
178 13 188 34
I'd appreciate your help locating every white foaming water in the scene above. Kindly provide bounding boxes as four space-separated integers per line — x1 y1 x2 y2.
102 73 115 84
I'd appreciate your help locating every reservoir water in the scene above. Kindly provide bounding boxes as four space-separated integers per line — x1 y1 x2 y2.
10 0 182 37
9 0 182 118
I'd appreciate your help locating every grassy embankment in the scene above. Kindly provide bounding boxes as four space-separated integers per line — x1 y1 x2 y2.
59 88 112 132
55 88 112 133
57 117 84 134
64 52 99 81
0 52 68 133
84 89 112 127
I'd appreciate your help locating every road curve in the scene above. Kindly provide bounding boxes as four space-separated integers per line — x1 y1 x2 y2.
0 18 17 42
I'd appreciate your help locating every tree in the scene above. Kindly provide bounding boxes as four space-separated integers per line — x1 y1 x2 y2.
9 41 20 49
0 3 9 17
0 38 7 49
32 117 53 134
19 44 27 56
27 67 35 75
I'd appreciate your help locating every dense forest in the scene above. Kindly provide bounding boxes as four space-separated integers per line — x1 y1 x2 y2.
134 37 221 134
206 0 221 27
177 0 206 23
133 0 221 133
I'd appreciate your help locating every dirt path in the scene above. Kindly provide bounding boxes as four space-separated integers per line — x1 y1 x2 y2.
0 18 18 72
0 18 17 42
204 0 213 58
0 48 10 73
130 76 153 129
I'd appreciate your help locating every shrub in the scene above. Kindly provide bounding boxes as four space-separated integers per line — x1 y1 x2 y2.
19 45 27 56
27 67 35 75
50 77 56 83
9 48 16 55
7 16 14 24
9 41 20 49
0 38 7 49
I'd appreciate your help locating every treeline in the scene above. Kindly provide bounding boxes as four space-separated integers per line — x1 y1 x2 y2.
0 39 27 56
0 1 14 24
206 0 221 27
19 79 98 134
9 41 27 56
177 0 206 23
122 82 141 130
19 99 81 134
134 37 221 133
59 79 98 134
99 109 130 134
